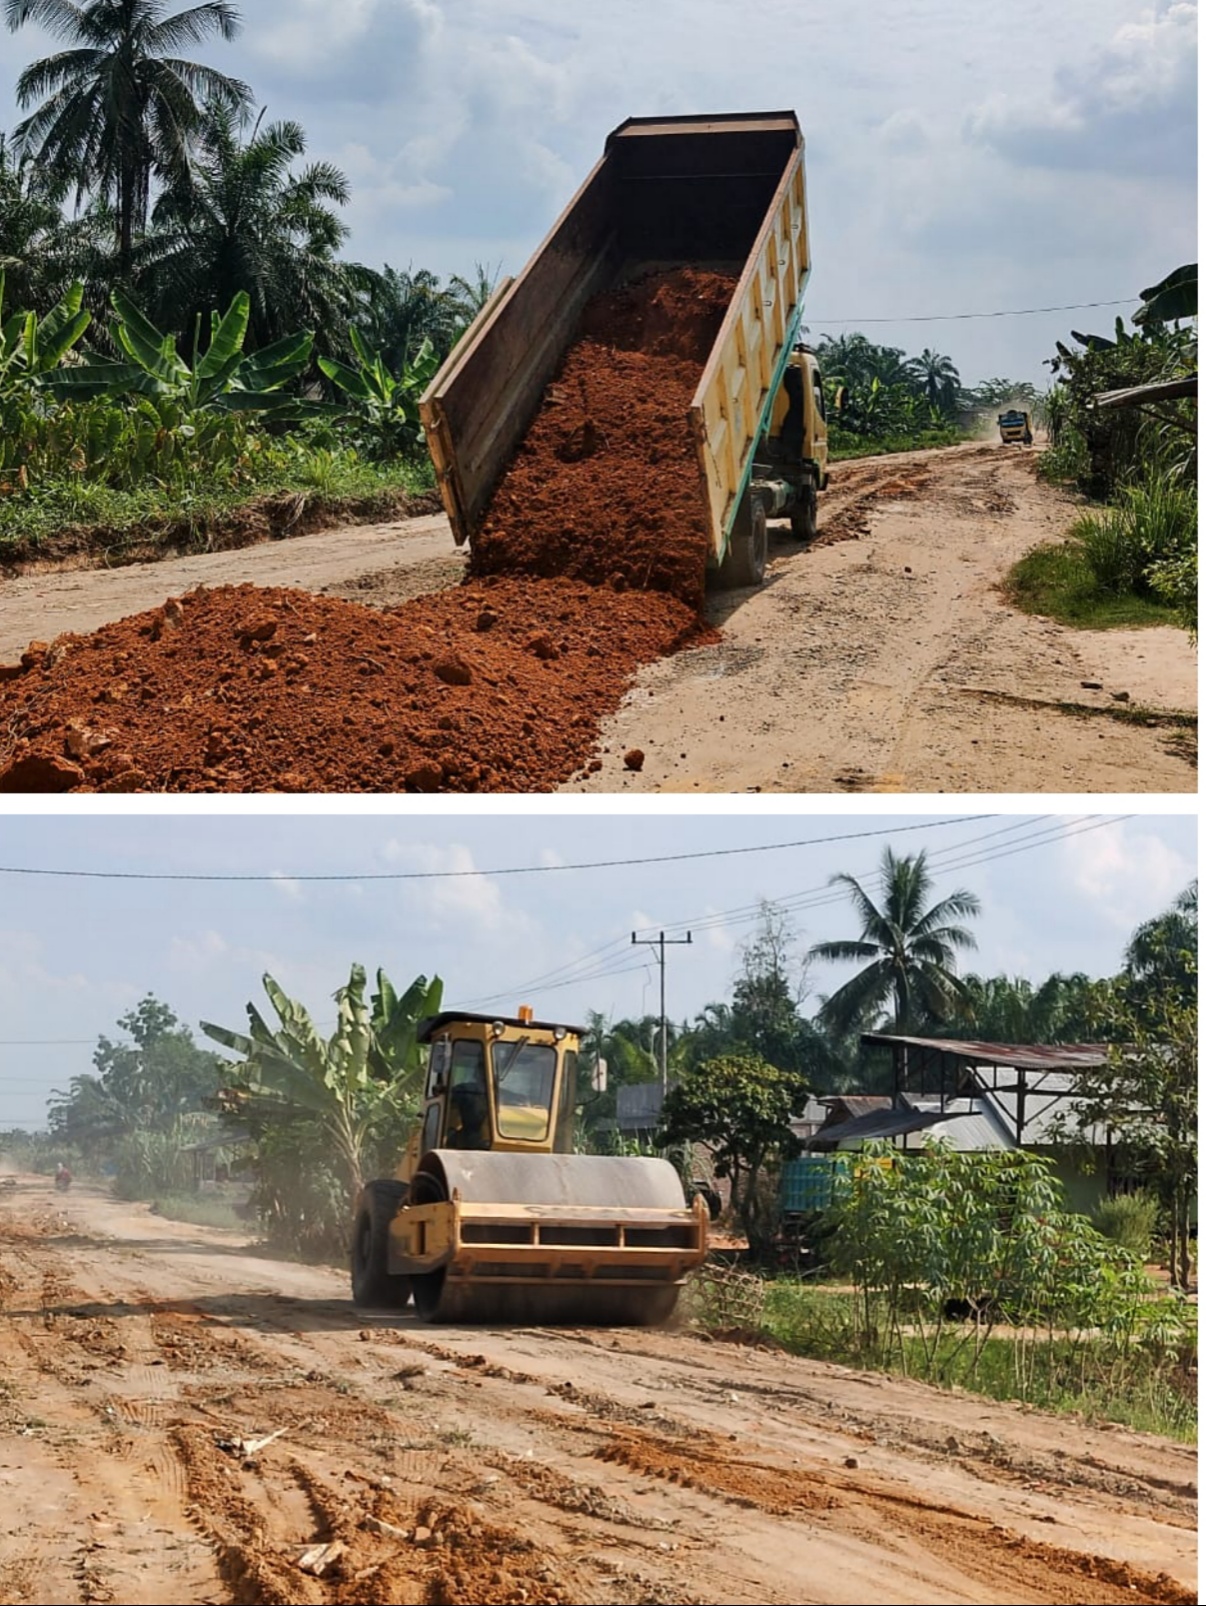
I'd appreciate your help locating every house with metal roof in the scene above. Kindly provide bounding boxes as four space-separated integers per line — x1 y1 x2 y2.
798 1035 1130 1214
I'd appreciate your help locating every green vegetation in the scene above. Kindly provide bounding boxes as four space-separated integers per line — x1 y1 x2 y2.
828 424 966 461
815 332 1035 458
202 966 443 1256
1017 265 1197 635
658 1051 810 1256
747 1142 1196 1439
809 847 980 1037
144 1191 247 1231
1004 540 1179 629
0 6 493 564
1091 1193 1160 1260
758 1281 1195 1441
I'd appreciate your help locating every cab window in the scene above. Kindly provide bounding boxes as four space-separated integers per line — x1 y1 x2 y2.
492 1041 557 1141
446 1040 489 1149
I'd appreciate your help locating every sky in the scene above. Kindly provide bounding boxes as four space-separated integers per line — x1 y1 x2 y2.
0 810 1194 1132
0 0 1197 387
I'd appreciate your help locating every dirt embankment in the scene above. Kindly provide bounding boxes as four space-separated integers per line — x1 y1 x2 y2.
0 1182 1196 1606
0 270 727 794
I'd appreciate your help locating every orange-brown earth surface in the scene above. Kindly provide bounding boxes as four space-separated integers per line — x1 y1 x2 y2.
0 1180 1195 1605
0 270 728 793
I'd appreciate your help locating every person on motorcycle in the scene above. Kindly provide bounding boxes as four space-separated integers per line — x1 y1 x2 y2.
54 1161 72 1191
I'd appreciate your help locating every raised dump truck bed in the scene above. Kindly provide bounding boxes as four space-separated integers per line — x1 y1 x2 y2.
421 111 815 576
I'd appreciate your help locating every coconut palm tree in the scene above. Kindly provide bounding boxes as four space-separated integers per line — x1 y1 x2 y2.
906 348 961 414
809 848 980 1035
5 0 252 273
147 109 361 349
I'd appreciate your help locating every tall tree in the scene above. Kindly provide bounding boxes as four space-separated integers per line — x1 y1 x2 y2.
49 994 222 1149
906 347 960 414
148 109 360 349
1122 881 1197 1019
5 1 252 272
658 1051 810 1255
809 848 980 1036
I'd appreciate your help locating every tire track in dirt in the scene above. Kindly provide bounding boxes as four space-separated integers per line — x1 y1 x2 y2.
594 1425 1194 1605
0 1190 1195 1606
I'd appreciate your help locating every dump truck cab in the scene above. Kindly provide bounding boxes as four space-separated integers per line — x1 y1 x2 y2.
758 343 829 522
351 1009 708 1326
997 409 1033 445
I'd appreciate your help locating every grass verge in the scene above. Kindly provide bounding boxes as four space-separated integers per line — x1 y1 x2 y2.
829 427 970 462
146 1193 250 1232
757 1281 1196 1441
1004 540 1179 629
0 454 436 570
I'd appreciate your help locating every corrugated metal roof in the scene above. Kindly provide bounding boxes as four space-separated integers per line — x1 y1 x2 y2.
860 1034 1108 1071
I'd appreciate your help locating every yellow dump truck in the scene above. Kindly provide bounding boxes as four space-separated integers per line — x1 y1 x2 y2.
997 409 1033 445
351 1009 709 1325
421 111 827 588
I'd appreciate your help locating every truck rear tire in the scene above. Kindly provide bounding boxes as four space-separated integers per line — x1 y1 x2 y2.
790 482 818 541
351 1180 411 1309
719 498 768 588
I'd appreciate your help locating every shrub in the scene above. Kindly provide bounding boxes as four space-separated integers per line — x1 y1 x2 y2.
1091 1192 1160 1260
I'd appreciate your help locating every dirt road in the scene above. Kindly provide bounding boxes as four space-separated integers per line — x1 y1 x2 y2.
0 1181 1195 1606
0 443 1194 793
564 444 1196 793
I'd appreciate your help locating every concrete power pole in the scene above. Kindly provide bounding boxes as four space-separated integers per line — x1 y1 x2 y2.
630 930 693 1094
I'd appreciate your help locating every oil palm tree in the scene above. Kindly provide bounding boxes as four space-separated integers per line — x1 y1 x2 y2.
906 348 961 414
147 108 359 349
810 848 980 1035
5 1 251 273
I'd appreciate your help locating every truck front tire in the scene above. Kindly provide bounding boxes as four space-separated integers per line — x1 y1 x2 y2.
351 1179 411 1309
719 498 768 588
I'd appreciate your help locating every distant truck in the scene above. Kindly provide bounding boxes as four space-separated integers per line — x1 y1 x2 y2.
997 409 1033 445
421 111 828 587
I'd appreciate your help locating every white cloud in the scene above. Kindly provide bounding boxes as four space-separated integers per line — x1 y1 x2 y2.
270 871 304 902
967 2 1197 177
1060 822 1192 931
379 839 511 931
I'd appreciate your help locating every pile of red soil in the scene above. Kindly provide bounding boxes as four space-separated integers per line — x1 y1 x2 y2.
469 267 735 607
0 268 732 793
0 579 704 793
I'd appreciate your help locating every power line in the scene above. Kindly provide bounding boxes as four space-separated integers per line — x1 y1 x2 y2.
808 298 1137 326
464 815 1131 1007
461 815 1049 1006
0 816 987 885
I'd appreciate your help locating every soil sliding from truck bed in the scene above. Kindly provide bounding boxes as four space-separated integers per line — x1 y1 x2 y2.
0 270 728 793
470 268 736 608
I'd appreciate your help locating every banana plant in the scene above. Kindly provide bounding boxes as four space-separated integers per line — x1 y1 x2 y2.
0 273 91 395
202 965 443 1196
318 330 440 454
40 288 313 418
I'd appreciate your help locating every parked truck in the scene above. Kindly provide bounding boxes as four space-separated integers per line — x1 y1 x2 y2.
421 111 828 588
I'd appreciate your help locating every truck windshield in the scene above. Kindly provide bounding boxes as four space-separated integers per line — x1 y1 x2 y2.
491 1040 557 1140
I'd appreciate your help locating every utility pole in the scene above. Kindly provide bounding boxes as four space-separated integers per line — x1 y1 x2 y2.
631 930 693 1094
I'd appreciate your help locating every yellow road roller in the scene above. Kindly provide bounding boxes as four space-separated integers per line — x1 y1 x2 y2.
350 1009 709 1325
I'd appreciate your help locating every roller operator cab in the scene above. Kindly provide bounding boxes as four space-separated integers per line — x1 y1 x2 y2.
350 1010 709 1326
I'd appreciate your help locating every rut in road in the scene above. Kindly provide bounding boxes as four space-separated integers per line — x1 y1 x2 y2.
0 1188 1196 1606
